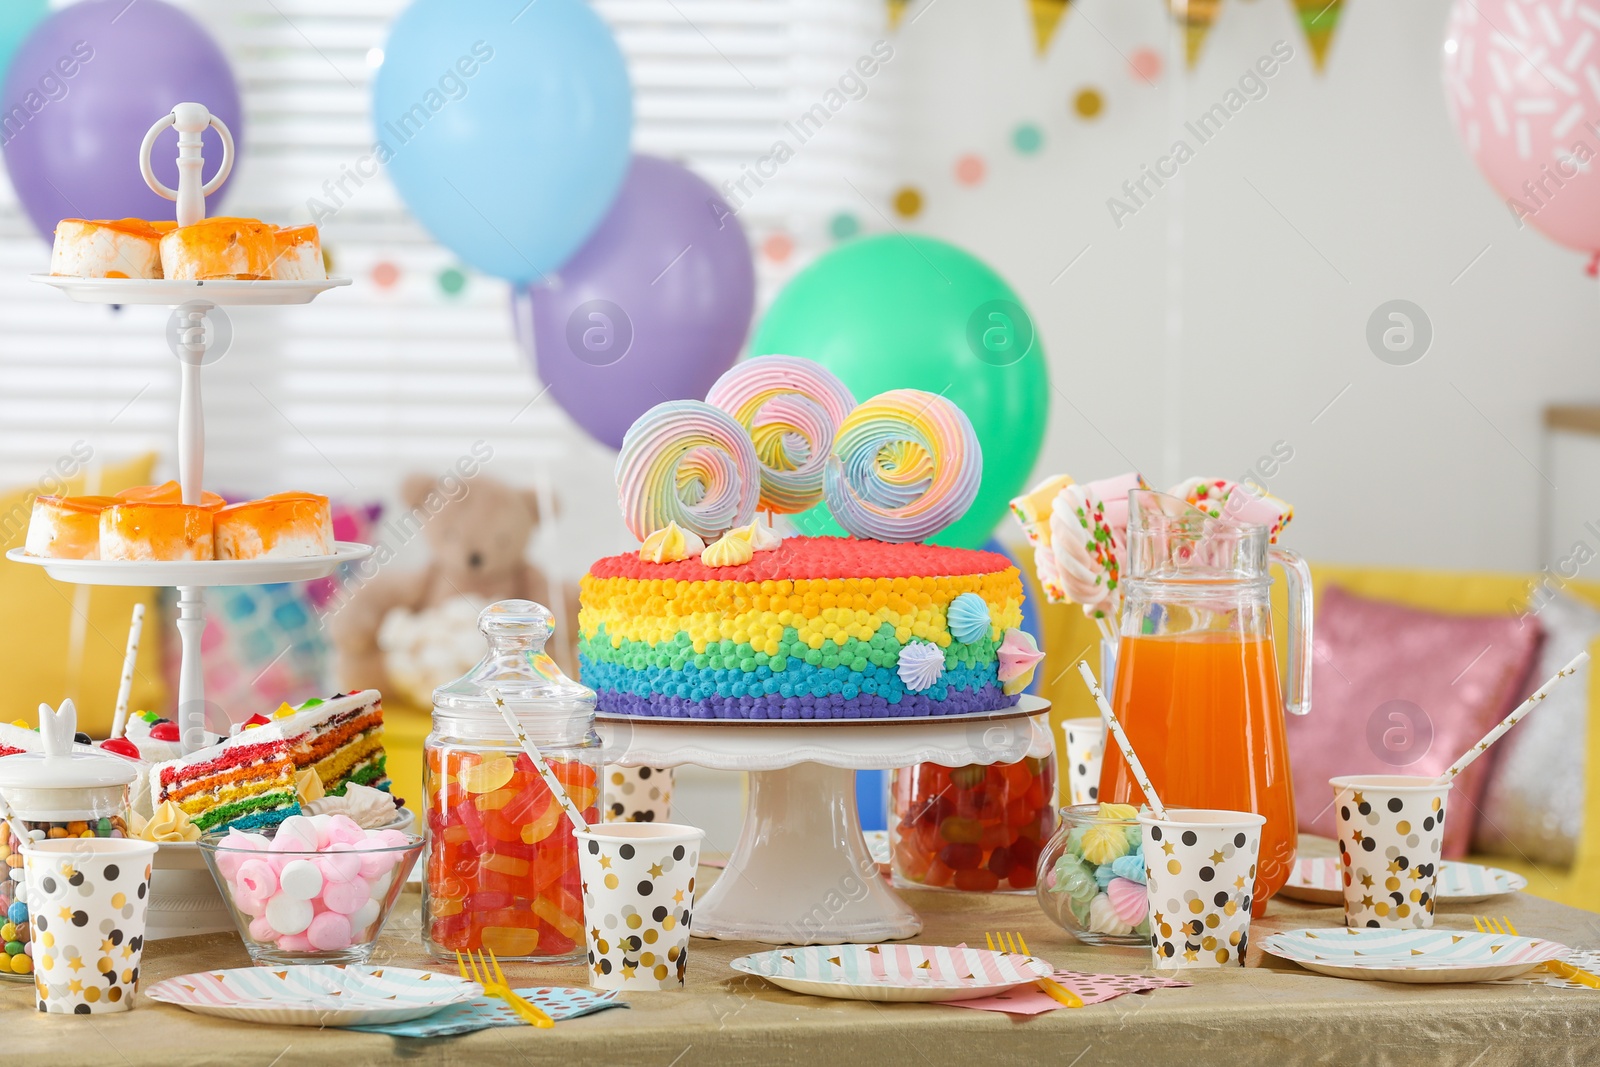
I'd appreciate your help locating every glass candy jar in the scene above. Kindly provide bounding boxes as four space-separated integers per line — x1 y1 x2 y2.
0 702 138 980
889 755 1057 893
423 600 600 962
1036 803 1149 946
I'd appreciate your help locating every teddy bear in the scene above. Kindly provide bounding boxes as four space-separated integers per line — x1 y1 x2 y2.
329 471 578 706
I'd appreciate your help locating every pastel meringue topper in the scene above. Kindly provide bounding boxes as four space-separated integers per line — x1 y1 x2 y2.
997 628 1043 695
946 592 992 645
639 521 706 564
896 641 946 692
701 530 755 568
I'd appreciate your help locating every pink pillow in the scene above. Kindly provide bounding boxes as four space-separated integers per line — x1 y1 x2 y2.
1286 585 1541 858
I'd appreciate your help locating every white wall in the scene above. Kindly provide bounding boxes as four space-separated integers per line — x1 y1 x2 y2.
869 0 1599 573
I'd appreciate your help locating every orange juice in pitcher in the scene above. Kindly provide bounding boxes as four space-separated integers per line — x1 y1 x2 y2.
1098 490 1312 915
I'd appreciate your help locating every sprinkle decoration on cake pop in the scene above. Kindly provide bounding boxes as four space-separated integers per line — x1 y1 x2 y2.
616 400 760 543
824 389 982 544
705 356 857 515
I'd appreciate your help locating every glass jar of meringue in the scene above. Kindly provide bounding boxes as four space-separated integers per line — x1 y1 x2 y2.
1036 803 1150 947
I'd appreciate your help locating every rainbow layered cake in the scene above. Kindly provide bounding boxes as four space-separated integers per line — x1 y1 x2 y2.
150 689 390 832
581 536 1026 719
151 725 299 832
272 688 390 796
577 355 1045 721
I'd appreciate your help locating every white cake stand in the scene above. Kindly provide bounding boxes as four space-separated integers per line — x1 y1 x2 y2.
20 103 366 753
596 696 1053 946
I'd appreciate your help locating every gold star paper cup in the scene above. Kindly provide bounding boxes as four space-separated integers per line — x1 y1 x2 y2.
575 822 704 991
22 838 157 1013
603 765 675 823
1139 809 1264 970
1330 775 1452 930
1061 718 1106 805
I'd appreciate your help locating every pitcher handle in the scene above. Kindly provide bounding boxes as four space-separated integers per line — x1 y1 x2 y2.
1271 548 1313 716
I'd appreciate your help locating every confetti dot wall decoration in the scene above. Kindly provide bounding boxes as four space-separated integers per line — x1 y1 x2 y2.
763 232 794 263
438 267 466 296
1012 123 1044 154
954 154 986 186
892 186 924 218
1129 48 1164 83
1073 88 1104 119
372 261 400 289
829 212 861 240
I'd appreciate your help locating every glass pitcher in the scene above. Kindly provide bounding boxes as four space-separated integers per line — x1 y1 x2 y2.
1098 490 1312 915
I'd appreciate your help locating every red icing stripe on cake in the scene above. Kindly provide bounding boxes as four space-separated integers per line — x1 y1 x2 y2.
589 535 1014 582
158 737 288 790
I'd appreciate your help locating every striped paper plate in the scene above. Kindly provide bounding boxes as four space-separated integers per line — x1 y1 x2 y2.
1262 928 1569 984
730 944 1051 1002
1278 857 1528 906
144 965 480 1026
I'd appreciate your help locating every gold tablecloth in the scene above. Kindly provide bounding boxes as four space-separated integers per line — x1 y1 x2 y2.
6 860 1600 1066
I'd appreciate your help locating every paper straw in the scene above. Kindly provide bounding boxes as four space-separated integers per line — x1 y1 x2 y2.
1437 650 1589 783
491 691 590 834
109 603 146 740
1076 659 1167 819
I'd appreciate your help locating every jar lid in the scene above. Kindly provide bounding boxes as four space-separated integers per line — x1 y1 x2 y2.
432 600 596 718
0 699 139 793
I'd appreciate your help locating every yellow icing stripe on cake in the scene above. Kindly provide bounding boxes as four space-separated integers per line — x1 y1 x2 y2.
579 595 1024 651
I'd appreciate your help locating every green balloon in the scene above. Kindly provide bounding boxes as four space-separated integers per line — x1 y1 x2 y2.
0 0 47 87
751 234 1048 548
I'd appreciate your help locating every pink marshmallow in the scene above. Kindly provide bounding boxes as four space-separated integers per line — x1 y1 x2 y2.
371 829 410 848
236 859 279 901
325 819 367 848
317 852 362 884
275 933 313 952
270 831 314 854
306 911 353 951
248 916 276 942
231 884 270 917
321 875 371 915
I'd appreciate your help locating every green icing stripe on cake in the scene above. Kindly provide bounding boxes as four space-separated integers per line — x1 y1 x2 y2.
581 622 1000 675
191 791 299 832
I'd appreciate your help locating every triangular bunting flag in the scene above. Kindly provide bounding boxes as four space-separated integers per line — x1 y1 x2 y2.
1292 0 1342 71
888 0 909 30
1030 0 1071 55
1167 0 1222 69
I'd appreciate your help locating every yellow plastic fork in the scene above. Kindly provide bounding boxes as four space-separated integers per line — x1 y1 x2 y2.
1475 915 1600 989
986 931 1083 1008
457 948 556 1028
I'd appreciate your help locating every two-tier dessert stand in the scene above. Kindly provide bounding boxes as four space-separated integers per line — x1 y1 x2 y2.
597 697 1053 945
7 102 370 753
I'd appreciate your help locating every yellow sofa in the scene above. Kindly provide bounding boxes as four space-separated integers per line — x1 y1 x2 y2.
1034 553 1600 912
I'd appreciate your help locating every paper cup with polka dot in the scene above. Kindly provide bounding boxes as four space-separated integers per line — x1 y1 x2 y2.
1061 718 1105 805
575 823 703 991
1139 809 1264 970
1330 774 1452 930
22 838 157 1013
603 765 674 824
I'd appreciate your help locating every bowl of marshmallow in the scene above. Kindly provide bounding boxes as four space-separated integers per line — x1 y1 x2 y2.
199 813 421 966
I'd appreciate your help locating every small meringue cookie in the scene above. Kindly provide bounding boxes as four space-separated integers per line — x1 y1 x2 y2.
640 521 706 564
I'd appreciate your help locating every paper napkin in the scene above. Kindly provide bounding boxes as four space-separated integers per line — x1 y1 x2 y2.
942 969 1191 1015
344 986 626 1037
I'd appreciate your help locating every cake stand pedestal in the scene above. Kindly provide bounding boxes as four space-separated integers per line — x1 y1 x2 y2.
596 697 1052 945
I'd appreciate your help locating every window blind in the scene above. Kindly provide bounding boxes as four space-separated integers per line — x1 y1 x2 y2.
0 0 893 569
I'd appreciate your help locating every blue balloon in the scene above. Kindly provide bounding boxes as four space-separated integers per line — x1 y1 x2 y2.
373 0 632 282
984 538 1043 696
0 0 47 88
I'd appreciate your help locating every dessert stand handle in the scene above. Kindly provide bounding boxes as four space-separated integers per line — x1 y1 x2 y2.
139 101 235 227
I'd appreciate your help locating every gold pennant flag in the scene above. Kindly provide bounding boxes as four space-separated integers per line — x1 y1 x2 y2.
1167 0 1222 69
888 0 909 30
1292 0 1342 71
1030 0 1071 55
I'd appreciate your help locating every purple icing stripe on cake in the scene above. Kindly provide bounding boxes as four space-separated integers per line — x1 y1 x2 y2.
595 685 1019 720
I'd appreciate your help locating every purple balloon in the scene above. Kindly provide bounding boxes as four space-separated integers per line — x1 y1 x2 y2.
515 155 756 450
1 0 241 241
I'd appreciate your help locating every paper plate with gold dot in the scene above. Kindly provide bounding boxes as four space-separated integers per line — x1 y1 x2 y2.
731 943 1049 1002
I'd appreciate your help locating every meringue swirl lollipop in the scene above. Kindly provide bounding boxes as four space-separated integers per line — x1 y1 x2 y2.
705 356 857 514
616 400 760 542
823 389 982 543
